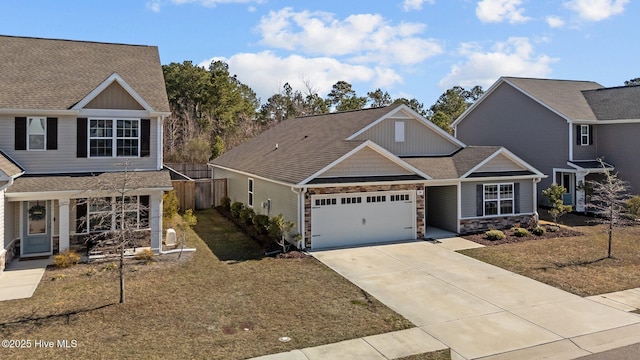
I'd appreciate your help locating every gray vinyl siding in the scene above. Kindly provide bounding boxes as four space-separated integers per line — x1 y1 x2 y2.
354 117 460 156
426 185 458 232
320 147 413 177
457 82 569 199
573 125 597 160
597 123 640 193
461 180 534 218
214 168 298 225
0 115 159 174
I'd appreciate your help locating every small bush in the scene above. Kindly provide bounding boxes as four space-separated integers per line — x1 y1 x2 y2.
53 250 81 268
103 262 118 271
546 225 560 232
512 227 529 237
252 214 269 234
220 197 231 211
484 229 506 241
532 226 546 236
230 202 244 218
626 195 640 219
135 248 155 263
84 268 97 277
239 207 255 226
163 190 180 220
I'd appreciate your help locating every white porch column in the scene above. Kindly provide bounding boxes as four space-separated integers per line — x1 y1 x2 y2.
575 173 587 213
58 198 70 252
150 192 163 253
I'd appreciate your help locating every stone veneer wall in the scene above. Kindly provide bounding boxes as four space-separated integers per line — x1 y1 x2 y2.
304 183 425 248
459 214 535 234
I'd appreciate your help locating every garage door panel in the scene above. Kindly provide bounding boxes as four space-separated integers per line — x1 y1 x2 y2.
311 191 416 249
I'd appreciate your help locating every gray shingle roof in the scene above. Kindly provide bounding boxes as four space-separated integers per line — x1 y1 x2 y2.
0 35 170 112
0 149 23 178
503 77 603 120
583 85 640 120
6 170 172 194
403 146 503 179
211 105 401 184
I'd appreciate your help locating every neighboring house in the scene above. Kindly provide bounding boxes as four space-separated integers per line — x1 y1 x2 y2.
0 35 173 272
453 77 640 212
210 104 544 250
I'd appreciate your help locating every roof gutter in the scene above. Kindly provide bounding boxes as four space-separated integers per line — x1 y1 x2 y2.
0 109 79 116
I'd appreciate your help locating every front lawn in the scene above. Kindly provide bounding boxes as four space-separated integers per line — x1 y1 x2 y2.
0 208 413 359
461 220 640 297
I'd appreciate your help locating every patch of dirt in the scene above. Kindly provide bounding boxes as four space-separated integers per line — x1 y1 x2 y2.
276 251 309 259
463 225 582 246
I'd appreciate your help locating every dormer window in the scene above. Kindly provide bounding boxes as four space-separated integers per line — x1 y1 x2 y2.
27 117 46 150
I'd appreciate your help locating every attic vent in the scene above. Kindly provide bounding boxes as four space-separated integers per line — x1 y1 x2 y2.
275 143 279 149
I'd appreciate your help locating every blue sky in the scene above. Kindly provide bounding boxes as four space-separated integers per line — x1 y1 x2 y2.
0 0 636 106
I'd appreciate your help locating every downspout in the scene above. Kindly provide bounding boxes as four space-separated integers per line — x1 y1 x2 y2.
533 177 541 224
291 186 307 249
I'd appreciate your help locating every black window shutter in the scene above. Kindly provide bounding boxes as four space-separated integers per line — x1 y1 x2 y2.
15 117 27 150
576 125 581 145
140 119 151 157
588 125 594 145
77 118 87 158
140 195 150 227
76 199 88 233
514 183 520 214
46 117 58 150
476 184 484 217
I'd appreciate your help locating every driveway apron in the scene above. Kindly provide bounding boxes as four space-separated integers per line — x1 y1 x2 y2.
312 241 640 360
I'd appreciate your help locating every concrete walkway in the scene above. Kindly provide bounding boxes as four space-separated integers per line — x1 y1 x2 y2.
0 257 51 301
253 238 640 360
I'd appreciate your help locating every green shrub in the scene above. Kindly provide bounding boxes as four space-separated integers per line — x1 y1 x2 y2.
252 214 270 234
484 229 506 241
135 248 155 263
512 227 529 237
626 195 640 219
239 207 255 226
230 202 244 218
220 197 231 211
53 250 81 268
532 226 546 236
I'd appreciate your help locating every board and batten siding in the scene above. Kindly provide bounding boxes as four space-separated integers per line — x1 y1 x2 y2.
354 117 460 156
461 179 534 218
319 147 413 178
0 115 159 173
214 168 298 225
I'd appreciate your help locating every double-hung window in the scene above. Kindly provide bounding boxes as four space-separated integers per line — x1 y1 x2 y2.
89 119 139 157
27 117 46 150
577 125 593 146
248 178 254 207
83 195 149 233
483 184 514 216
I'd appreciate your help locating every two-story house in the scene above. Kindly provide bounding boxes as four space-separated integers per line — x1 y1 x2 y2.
453 77 640 212
209 104 544 250
0 35 173 271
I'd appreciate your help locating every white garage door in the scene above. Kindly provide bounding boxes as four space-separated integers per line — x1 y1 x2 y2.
311 191 416 249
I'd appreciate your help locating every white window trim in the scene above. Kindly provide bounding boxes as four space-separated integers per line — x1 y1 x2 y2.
248 178 254 207
88 118 141 158
483 183 514 216
27 116 46 151
580 125 590 146
395 121 405 142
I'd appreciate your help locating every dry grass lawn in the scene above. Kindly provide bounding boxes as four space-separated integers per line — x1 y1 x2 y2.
461 218 640 297
0 208 413 359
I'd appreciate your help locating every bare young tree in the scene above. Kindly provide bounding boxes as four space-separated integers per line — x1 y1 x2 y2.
587 159 632 258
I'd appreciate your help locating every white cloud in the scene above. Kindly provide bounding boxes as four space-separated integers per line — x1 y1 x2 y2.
147 0 264 12
255 7 443 66
564 0 629 21
439 37 558 90
403 0 435 12
476 0 531 24
546 15 565 28
199 51 404 102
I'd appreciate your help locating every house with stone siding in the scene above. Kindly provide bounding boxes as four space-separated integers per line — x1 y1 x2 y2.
0 35 173 272
209 103 544 250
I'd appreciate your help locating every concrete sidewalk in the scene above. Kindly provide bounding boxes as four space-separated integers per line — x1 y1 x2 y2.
0 257 50 301
252 238 640 360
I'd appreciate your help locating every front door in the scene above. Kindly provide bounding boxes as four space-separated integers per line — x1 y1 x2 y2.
22 200 52 256
560 173 575 206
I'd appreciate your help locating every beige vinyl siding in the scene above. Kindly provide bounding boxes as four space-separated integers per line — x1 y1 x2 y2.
475 153 526 173
0 115 159 173
426 185 458 232
354 117 460 156
0 190 4 251
84 82 145 110
214 168 298 225
319 147 413 178
3 199 17 242
461 179 534 218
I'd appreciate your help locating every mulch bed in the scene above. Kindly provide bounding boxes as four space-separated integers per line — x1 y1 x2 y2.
215 207 292 255
463 224 582 246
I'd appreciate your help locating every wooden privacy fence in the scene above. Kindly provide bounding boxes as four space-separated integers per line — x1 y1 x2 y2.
166 163 227 210
171 179 195 212
164 163 212 179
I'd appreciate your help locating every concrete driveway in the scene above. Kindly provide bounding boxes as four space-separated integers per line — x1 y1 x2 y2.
313 241 640 360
